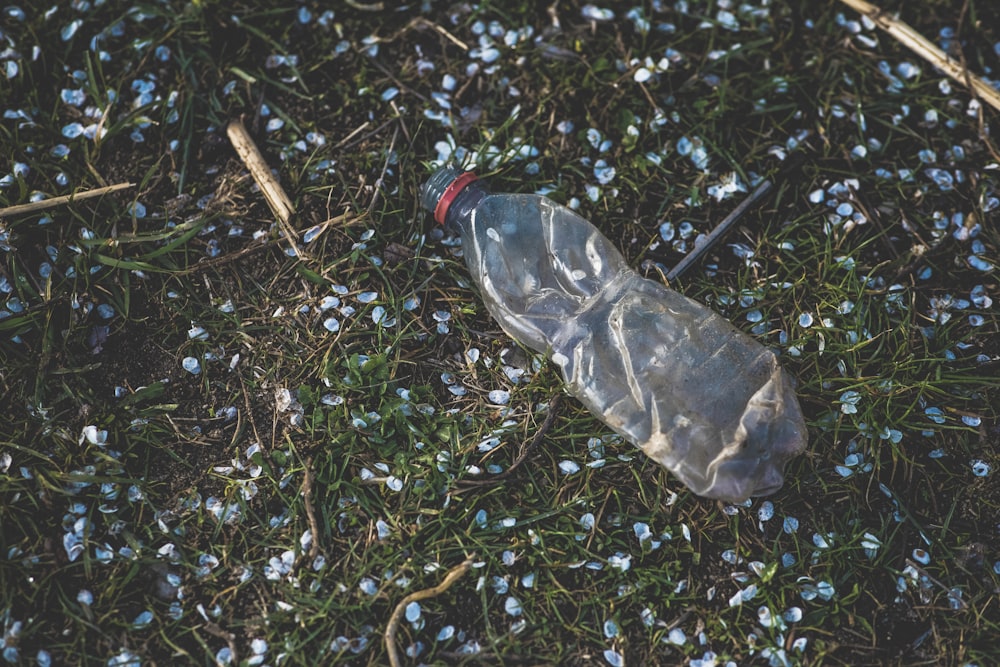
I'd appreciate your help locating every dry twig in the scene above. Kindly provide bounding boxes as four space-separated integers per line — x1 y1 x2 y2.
414 17 469 51
904 558 969 610
345 0 384 10
384 557 476 667
0 182 134 218
666 178 775 283
300 456 322 562
837 0 1000 113
226 118 303 257
236 373 266 457
177 211 359 276
333 121 371 149
201 621 239 664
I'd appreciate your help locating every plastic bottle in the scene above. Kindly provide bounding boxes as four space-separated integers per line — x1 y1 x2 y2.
421 167 807 502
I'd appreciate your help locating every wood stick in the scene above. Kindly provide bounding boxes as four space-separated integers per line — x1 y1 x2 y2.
904 558 969 610
226 118 303 257
665 149 808 282
0 182 134 218
413 17 469 51
345 0 384 10
300 456 321 562
201 620 239 665
384 557 475 667
333 121 371 149
666 178 774 283
838 0 1000 113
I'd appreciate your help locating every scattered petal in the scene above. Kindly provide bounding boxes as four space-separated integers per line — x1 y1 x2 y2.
558 460 580 475
61 19 82 41
504 596 522 616
608 553 631 571
728 583 757 607
603 649 624 667
132 610 154 628
783 606 803 623
488 390 510 405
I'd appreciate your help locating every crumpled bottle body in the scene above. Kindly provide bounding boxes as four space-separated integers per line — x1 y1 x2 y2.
440 184 807 502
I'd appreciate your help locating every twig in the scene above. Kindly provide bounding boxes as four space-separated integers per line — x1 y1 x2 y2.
0 182 134 218
335 118 397 152
367 57 430 105
666 178 774 282
177 212 360 276
237 372 265 453
179 236 282 275
384 557 476 667
345 0 384 10
201 620 238 664
226 118 303 258
300 456 321 562
413 17 469 51
333 121 371 149
227 117 295 222
456 394 562 489
666 150 809 282
953 0 1000 164
904 558 969 610
584 488 613 552
390 100 412 144
837 0 1000 113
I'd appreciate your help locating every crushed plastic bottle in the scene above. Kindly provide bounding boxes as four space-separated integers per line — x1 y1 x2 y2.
421 167 807 502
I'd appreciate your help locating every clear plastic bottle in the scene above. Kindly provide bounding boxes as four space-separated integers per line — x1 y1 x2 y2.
421 167 807 502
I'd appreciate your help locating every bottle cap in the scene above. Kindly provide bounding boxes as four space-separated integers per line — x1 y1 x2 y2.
421 167 478 225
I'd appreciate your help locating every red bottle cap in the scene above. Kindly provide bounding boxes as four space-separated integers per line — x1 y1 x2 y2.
433 171 478 225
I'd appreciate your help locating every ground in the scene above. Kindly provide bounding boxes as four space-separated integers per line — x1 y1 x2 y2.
1 1 999 666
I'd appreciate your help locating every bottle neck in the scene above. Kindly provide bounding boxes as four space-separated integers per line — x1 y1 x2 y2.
442 181 488 234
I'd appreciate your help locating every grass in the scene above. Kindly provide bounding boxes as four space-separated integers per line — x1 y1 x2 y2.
1 0 999 665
